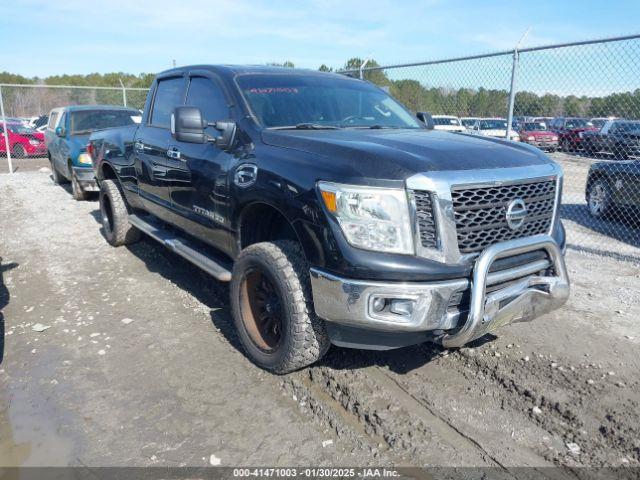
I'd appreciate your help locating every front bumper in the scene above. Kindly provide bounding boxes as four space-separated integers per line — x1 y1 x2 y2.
310 234 570 349
72 167 99 191
525 140 558 150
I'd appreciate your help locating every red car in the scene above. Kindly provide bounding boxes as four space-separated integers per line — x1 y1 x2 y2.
518 122 559 151
549 117 598 152
0 121 47 158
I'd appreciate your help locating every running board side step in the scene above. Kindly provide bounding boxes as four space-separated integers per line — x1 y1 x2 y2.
128 214 232 282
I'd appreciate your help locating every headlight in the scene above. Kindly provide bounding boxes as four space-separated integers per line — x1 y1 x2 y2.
578 132 584 139
29 139 40 146
77 153 93 165
552 136 558 141
318 181 414 254
527 136 535 141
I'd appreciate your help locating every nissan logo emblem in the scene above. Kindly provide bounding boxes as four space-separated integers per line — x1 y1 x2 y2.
505 199 528 230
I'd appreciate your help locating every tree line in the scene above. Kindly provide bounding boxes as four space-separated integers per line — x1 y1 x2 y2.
1 58 638 119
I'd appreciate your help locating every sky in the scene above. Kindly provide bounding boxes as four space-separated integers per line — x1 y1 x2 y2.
1 0 639 78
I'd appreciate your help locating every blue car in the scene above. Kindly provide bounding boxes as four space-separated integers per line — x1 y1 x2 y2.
45 105 140 200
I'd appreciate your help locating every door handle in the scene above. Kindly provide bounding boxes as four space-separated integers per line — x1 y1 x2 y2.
167 147 182 160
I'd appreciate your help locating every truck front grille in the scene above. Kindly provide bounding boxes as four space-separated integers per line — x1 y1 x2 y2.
413 190 437 248
451 179 556 253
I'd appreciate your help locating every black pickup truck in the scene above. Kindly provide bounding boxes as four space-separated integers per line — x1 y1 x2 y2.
89 65 570 373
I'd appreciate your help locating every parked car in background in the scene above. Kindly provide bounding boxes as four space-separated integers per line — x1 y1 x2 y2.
45 105 140 200
590 117 616 130
28 114 49 130
549 117 597 152
533 117 554 128
582 119 640 159
430 115 465 132
0 121 46 158
471 118 520 141
586 160 640 219
460 117 479 130
518 122 559 151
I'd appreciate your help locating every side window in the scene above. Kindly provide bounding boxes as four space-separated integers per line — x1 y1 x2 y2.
185 77 229 123
48 111 59 129
150 77 185 128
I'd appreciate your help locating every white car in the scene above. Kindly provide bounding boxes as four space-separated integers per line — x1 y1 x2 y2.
460 117 479 130
472 118 520 141
431 115 466 133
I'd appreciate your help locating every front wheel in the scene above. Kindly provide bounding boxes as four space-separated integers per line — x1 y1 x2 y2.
13 144 26 158
99 179 140 246
50 160 68 185
71 174 88 201
587 179 613 219
230 240 330 374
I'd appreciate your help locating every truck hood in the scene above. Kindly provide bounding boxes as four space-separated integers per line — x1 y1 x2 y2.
262 128 551 180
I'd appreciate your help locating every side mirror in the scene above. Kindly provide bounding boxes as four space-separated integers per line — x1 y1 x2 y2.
171 106 206 144
55 126 66 137
212 121 237 151
416 112 434 130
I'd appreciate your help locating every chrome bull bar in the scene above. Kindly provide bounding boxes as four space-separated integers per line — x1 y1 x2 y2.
440 234 570 348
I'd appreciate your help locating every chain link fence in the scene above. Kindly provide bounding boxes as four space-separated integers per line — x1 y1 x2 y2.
0 84 149 172
344 34 640 262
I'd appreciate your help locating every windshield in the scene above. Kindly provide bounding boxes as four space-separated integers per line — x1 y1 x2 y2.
565 118 593 129
236 74 422 129
433 117 460 126
591 119 606 129
70 110 139 134
479 120 507 130
7 124 37 135
460 119 477 127
523 122 547 131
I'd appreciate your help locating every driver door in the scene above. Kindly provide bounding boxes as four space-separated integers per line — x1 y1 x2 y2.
166 73 235 254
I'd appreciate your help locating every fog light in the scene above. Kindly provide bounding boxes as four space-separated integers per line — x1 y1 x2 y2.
372 297 386 312
389 299 415 316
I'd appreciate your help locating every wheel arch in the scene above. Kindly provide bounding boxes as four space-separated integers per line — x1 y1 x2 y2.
235 201 323 265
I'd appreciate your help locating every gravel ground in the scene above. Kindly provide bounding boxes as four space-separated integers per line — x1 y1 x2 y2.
1 160 639 473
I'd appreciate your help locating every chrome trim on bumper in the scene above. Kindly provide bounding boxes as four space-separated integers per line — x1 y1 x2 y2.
310 234 569 346
310 270 468 332
440 234 569 348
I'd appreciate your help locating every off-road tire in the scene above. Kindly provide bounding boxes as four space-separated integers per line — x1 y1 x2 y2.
71 173 88 201
99 179 140 246
587 179 613 219
230 240 330 374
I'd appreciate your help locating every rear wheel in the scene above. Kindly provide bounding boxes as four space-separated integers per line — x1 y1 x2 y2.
99 179 140 246
71 173 88 201
230 240 330 374
587 179 613 218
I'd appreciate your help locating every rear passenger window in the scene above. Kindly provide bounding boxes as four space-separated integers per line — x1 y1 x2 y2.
151 77 185 128
185 77 229 123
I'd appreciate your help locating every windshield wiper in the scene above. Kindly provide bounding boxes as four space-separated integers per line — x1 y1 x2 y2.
270 123 341 130
346 125 401 129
